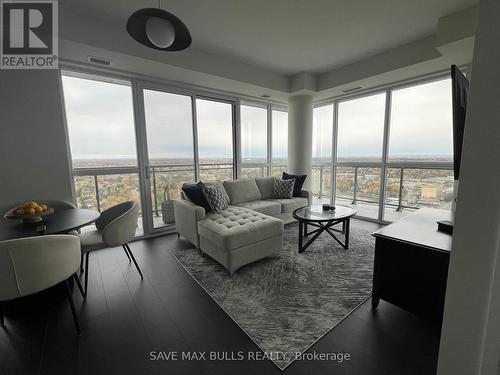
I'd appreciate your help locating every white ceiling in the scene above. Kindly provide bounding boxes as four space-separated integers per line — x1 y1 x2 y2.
65 0 477 76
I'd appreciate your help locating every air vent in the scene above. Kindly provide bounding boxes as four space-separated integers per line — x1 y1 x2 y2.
342 86 364 93
88 56 112 66
260 94 271 98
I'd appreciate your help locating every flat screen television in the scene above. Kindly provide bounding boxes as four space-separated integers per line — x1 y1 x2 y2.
451 65 469 180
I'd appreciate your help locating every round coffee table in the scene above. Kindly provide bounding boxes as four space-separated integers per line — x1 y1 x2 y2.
293 205 356 253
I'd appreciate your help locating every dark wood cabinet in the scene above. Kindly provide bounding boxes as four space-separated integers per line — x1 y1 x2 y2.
372 209 453 323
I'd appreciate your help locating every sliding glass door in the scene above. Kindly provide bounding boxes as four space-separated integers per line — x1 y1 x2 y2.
142 89 196 229
62 69 239 236
61 71 144 235
138 89 236 233
335 93 386 219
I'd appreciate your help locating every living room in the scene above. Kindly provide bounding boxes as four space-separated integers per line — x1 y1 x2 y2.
1 1 499 374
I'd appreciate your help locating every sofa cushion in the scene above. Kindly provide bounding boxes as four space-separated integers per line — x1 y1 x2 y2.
198 206 283 250
255 177 276 199
223 179 262 205
181 181 211 211
235 200 281 216
202 183 229 213
267 197 309 213
283 172 307 197
183 181 229 203
273 178 295 199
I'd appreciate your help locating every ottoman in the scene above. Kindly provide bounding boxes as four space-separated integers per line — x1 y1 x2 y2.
198 206 284 275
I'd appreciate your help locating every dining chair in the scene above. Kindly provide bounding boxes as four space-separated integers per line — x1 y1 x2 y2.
38 200 79 236
78 201 142 295
0 235 84 335
33 199 86 272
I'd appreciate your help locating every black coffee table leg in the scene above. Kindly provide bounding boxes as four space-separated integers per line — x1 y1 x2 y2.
300 224 326 253
298 221 303 252
344 218 350 249
303 223 308 236
324 219 351 249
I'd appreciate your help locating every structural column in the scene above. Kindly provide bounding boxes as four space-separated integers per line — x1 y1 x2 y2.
288 94 314 189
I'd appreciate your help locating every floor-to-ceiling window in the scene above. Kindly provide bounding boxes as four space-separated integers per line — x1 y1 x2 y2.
61 71 144 235
335 93 386 219
195 98 235 181
240 104 268 178
143 89 195 228
312 104 333 201
239 104 289 178
383 78 454 221
313 75 454 222
271 109 289 176
62 69 244 235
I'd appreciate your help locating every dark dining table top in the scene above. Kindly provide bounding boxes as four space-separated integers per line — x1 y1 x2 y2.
0 208 100 241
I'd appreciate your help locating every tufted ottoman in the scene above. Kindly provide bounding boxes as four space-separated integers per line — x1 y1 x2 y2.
198 206 284 275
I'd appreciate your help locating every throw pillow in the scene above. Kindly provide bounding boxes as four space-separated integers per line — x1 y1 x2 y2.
282 172 307 197
202 183 229 213
273 178 295 199
181 181 211 212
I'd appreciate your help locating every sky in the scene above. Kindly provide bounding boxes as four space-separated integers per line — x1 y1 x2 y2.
63 75 237 161
62 74 452 164
240 105 267 161
314 78 453 160
62 75 138 160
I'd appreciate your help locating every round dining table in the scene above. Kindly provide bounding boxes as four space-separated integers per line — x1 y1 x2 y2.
0 208 100 241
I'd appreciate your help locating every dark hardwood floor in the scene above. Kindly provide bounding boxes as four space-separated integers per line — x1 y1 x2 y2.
0 219 441 375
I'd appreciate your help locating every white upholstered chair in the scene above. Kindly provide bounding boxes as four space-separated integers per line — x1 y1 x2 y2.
0 235 84 335
78 201 142 295
31 199 86 272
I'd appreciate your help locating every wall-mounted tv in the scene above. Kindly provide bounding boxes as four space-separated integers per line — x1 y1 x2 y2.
451 65 469 180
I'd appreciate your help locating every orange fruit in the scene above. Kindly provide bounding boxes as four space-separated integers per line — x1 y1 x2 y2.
35 207 43 213
27 208 35 214
41 205 48 211
25 201 38 209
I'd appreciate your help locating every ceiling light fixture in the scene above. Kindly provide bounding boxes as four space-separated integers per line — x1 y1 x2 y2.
126 0 191 51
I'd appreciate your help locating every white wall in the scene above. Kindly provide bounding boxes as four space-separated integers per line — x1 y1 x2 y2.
437 0 500 374
0 70 74 208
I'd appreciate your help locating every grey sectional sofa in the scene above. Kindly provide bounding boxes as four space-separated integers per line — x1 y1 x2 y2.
174 177 312 275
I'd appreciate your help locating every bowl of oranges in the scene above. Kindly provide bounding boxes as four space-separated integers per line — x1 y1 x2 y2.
5 201 54 223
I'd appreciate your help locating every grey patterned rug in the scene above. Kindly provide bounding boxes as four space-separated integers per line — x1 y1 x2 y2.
175 222 374 370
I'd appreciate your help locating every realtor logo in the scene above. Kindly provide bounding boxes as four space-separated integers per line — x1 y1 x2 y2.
1 0 58 69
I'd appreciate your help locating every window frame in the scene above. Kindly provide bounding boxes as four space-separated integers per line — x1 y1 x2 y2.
314 73 454 223
238 102 288 178
60 65 245 236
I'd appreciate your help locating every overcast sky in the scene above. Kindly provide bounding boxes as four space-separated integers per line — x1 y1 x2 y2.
63 75 452 163
314 79 453 160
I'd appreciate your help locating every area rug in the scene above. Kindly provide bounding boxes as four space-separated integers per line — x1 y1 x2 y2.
174 222 374 370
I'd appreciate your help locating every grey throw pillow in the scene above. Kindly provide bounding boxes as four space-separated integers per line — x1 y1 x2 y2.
273 178 295 199
202 183 229 213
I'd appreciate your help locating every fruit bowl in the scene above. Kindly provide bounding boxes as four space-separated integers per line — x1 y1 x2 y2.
4 202 54 223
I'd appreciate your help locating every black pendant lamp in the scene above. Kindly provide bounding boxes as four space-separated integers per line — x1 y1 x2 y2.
126 1 191 51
